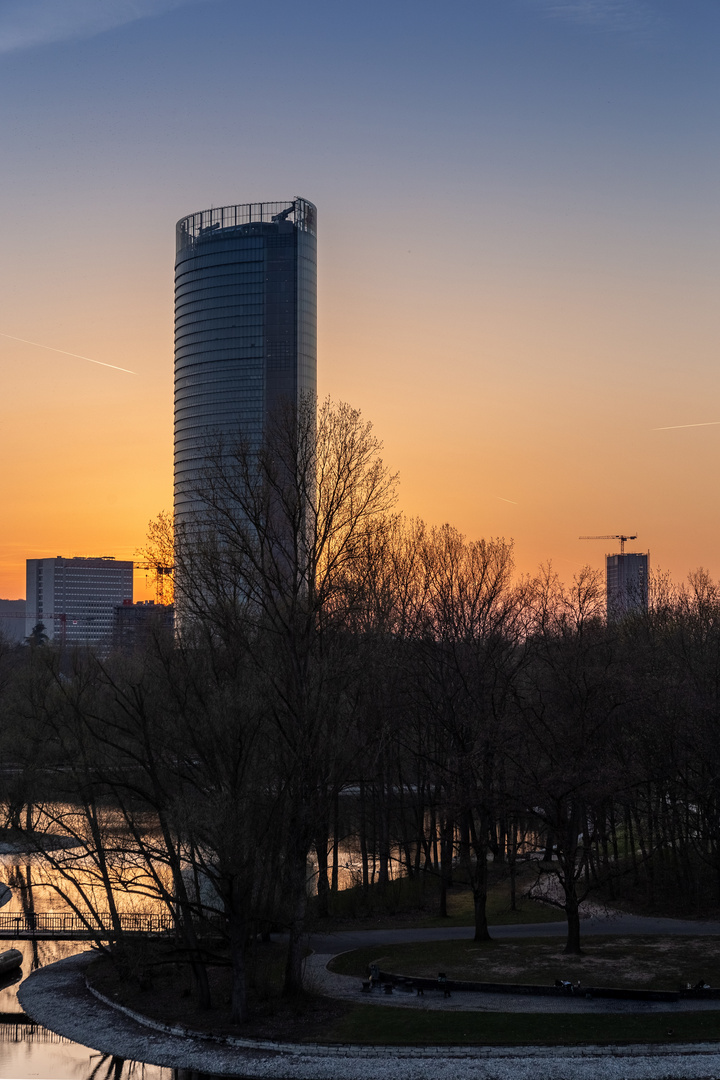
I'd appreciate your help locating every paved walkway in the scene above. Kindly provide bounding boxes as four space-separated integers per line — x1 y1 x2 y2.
306 911 720 956
17 952 720 1079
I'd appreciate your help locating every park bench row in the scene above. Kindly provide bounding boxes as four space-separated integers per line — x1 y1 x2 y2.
361 966 720 1002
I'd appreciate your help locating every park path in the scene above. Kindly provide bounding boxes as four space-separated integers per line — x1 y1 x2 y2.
307 910 720 956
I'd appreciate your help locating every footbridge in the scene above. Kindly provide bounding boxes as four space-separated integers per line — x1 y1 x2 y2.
0 911 178 941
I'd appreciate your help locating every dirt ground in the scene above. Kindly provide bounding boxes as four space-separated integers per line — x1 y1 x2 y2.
330 935 720 990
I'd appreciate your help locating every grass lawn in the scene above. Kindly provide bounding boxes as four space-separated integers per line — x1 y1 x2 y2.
324 1006 720 1046
418 879 564 928
329 935 720 991
318 864 564 931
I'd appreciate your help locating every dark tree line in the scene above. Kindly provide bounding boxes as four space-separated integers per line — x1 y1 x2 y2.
2 401 720 1020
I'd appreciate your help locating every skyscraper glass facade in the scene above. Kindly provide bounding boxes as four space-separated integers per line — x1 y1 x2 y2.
174 198 317 526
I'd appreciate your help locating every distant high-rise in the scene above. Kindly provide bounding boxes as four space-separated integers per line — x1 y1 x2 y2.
25 557 133 646
606 552 649 620
174 198 317 528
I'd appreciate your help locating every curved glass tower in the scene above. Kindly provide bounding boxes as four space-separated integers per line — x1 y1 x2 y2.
174 197 317 527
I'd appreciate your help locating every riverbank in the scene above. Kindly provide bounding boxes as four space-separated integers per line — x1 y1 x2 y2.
0 831 82 855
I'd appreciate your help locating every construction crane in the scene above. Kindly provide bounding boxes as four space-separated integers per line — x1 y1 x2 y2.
135 562 174 604
579 534 638 555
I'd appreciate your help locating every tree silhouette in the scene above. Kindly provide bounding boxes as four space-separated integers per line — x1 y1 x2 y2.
26 622 48 648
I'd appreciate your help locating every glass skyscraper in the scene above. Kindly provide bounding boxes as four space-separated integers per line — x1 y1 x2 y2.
174 197 317 526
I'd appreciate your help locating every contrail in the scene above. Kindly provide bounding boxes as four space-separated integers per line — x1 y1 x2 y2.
495 496 518 505
0 332 136 374
654 420 720 430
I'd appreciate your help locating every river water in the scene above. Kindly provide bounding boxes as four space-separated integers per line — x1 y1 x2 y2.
0 938 184 1079
0 851 225 1080
0 826 375 1080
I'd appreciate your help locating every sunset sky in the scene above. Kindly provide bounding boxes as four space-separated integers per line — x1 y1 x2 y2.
1 0 719 601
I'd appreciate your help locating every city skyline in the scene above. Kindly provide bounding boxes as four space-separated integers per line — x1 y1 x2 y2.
2 0 720 599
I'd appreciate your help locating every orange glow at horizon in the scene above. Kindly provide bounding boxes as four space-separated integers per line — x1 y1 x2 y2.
0 319 172 601
2 217 720 602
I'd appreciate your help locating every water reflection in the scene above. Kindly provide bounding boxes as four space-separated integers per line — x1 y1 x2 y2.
0 850 288 1080
0 848 174 1077
0 1018 240 1080
0 937 248 1080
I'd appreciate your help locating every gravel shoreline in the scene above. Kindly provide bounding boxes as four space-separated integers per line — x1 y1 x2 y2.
16 950 720 1079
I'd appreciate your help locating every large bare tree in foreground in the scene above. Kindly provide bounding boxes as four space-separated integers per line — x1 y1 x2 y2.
175 397 398 993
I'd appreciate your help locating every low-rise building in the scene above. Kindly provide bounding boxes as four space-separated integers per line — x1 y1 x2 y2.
113 600 174 649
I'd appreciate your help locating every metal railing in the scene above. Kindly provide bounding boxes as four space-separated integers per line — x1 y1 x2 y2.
176 197 317 251
0 911 175 936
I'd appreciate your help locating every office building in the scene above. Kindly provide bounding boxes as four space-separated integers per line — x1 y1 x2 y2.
25 557 133 646
606 552 649 620
113 600 174 650
174 197 317 528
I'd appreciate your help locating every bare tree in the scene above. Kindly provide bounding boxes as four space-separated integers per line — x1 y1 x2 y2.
413 526 522 940
174 397 398 993
513 565 624 953
135 510 175 604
